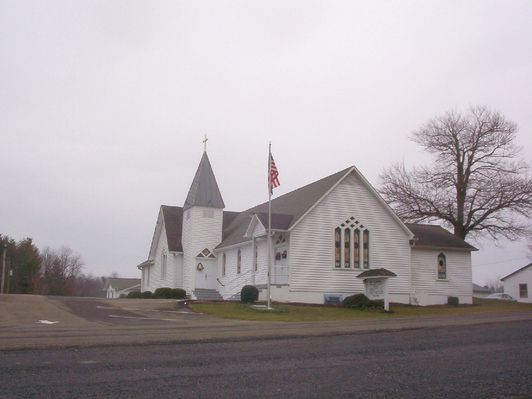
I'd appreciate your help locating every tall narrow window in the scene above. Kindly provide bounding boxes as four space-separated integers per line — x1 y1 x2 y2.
353 229 360 268
363 230 369 269
344 228 351 268
146 266 150 286
161 252 167 279
437 253 446 279
334 228 341 268
254 246 258 271
237 249 241 274
222 253 226 276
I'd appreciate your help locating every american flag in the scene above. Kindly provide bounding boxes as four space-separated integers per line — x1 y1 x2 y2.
269 153 280 195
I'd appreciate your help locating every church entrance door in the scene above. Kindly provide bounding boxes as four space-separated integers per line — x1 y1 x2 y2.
273 245 289 285
195 259 217 290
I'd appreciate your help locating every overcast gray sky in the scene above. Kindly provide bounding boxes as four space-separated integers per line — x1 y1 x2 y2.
1 1 531 284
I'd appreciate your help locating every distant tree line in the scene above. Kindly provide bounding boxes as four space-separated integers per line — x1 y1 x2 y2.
0 234 105 297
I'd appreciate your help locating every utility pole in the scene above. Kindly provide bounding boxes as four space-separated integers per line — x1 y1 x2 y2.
1 243 6 294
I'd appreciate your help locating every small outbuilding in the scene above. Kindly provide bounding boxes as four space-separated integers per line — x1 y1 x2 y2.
472 283 492 298
501 263 532 303
104 278 141 299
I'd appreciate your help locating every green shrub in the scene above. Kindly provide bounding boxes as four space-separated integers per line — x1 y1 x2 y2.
241 285 259 303
447 296 459 306
154 287 187 299
342 294 383 310
127 291 142 298
141 290 153 299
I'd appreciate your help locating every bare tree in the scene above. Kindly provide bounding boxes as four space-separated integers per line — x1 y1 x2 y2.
486 278 503 293
380 106 532 240
40 246 83 295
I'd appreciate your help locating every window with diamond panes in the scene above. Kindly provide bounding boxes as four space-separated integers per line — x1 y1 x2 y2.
334 218 369 269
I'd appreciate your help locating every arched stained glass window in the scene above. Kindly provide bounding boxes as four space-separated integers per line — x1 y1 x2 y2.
344 228 351 268
222 253 226 276
363 230 369 269
334 228 341 268
437 253 446 279
333 220 369 269
237 249 242 274
353 229 360 268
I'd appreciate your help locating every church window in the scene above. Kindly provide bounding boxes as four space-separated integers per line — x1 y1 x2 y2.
344 228 351 268
146 266 150 286
363 230 369 269
334 220 369 269
254 246 258 271
334 228 341 268
282 250 287 259
437 253 446 279
197 248 216 259
222 253 226 276
161 252 167 279
353 229 360 268
237 249 241 274
275 252 281 261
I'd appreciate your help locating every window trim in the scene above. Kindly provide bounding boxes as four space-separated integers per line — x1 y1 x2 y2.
519 283 528 298
437 253 447 280
333 220 369 270
222 253 226 277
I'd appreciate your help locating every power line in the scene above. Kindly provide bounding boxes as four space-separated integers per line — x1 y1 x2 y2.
473 256 530 267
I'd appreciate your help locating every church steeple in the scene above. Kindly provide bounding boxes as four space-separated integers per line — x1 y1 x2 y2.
184 150 225 210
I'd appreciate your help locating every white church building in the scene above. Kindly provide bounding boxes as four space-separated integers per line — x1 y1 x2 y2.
137 150 476 306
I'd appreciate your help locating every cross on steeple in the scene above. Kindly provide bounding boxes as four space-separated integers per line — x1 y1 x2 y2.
203 134 208 152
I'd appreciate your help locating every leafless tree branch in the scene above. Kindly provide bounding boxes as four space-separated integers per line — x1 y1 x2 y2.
380 106 532 240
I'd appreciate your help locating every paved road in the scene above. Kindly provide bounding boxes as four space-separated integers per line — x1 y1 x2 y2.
1 320 531 398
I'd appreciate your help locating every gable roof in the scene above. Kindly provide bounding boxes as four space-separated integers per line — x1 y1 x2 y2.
104 278 141 291
501 263 532 281
216 167 353 248
184 152 225 210
406 223 477 251
161 205 184 252
473 283 491 293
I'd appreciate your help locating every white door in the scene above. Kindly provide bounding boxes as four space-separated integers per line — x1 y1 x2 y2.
195 260 217 289
273 246 289 285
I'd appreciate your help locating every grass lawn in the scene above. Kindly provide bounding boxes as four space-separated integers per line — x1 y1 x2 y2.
190 298 532 322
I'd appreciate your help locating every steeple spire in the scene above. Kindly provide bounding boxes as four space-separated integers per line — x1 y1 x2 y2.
183 151 225 210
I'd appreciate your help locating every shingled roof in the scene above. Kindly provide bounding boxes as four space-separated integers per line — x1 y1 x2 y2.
406 223 476 250
104 278 141 291
151 166 475 257
161 205 239 253
184 152 225 210
216 166 353 248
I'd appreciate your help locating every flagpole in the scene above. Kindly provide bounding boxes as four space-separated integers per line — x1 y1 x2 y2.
267 142 272 309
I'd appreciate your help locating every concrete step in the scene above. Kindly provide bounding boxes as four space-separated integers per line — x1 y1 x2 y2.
193 288 223 301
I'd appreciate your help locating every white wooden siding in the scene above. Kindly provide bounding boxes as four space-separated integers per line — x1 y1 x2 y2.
411 248 472 305
218 244 254 298
182 206 223 294
503 267 532 303
142 220 183 292
290 172 412 297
